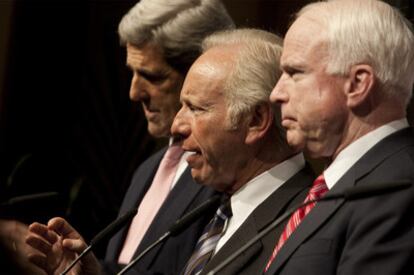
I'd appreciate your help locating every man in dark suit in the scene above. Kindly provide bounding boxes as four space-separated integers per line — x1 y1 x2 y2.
24 1 234 274
171 29 314 275
266 0 414 274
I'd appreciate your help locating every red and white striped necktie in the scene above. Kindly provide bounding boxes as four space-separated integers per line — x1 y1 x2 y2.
264 174 328 272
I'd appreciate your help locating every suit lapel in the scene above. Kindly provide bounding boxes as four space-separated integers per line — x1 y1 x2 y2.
265 128 414 274
133 167 205 268
265 177 349 274
201 166 314 274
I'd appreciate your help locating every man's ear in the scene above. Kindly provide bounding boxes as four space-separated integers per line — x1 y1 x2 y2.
345 64 375 108
245 103 273 145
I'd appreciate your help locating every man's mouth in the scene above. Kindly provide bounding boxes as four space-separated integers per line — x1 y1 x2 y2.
142 103 159 113
186 149 202 156
185 149 202 165
143 105 160 119
281 116 296 127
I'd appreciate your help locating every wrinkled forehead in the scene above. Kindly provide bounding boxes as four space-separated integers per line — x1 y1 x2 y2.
185 46 237 89
195 46 237 76
282 12 329 65
288 10 328 47
126 42 168 67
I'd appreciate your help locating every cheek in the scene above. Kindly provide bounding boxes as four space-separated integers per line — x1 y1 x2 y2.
290 94 322 131
293 82 337 126
160 93 181 114
196 133 228 172
160 77 183 100
191 155 219 187
197 135 219 167
300 94 347 139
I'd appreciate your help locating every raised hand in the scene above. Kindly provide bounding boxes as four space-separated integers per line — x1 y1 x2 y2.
0 219 46 274
26 217 101 275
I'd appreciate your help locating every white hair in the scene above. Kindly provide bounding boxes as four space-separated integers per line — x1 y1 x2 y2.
298 0 414 106
118 0 234 72
202 29 287 146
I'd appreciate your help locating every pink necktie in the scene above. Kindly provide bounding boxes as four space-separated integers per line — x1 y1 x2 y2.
264 174 328 272
118 144 183 264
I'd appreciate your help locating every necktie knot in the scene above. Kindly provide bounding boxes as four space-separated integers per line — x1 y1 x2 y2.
216 198 232 221
164 143 184 161
183 196 232 275
264 173 328 272
306 174 328 204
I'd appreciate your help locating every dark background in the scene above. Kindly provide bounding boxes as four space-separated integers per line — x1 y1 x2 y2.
0 0 413 257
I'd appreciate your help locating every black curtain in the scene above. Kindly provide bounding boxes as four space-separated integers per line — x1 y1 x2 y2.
0 0 156 257
1 0 413 261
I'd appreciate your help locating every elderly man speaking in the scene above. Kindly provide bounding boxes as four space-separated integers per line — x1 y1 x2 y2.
171 29 314 275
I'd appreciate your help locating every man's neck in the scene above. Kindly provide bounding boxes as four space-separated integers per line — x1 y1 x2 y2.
227 142 296 195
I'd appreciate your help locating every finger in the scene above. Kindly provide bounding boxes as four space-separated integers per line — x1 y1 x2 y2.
48 217 83 240
62 238 88 253
26 234 53 255
28 222 58 244
27 252 49 273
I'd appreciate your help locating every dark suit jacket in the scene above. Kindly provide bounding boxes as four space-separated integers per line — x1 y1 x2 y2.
199 166 315 275
265 128 414 275
104 147 217 275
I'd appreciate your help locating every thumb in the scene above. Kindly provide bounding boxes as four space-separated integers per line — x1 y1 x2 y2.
61 238 88 253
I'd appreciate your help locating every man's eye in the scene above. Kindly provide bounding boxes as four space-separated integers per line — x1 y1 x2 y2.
188 104 203 112
286 68 303 77
135 70 167 83
143 73 167 83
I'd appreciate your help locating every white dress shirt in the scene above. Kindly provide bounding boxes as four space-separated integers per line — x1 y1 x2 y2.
324 118 409 189
214 153 306 253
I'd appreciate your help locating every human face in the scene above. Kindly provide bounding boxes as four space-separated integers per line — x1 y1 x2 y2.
171 48 250 193
127 43 184 137
270 14 349 159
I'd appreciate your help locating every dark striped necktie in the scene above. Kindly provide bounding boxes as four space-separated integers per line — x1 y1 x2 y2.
183 198 232 275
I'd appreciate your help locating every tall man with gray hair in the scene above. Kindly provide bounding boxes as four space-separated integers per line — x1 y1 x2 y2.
25 1 234 274
171 28 314 275
265 0 414 274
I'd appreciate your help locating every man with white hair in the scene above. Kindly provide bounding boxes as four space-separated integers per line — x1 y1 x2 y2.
265 0 414 274
171 28 314 275
25 1 234 274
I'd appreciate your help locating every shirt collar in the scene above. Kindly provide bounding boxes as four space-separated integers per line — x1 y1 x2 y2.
324 118 409 189
230 153 305 224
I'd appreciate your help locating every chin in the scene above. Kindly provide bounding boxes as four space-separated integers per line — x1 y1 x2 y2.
287 138 304 152
147 125 169 138
286 130 305 147
190 168 202 182
191 171 215 188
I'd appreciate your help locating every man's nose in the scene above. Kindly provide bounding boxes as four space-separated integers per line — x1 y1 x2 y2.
171 107 191 139
129 73 148 102
270 74 288 104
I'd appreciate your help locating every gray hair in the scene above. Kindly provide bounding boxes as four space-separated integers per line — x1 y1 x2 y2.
298 0 414 106
118 0 235 73
202 28 287 146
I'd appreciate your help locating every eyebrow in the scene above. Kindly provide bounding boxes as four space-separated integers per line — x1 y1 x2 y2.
182 92 216 111
126 64 168 77
281 61 306 72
